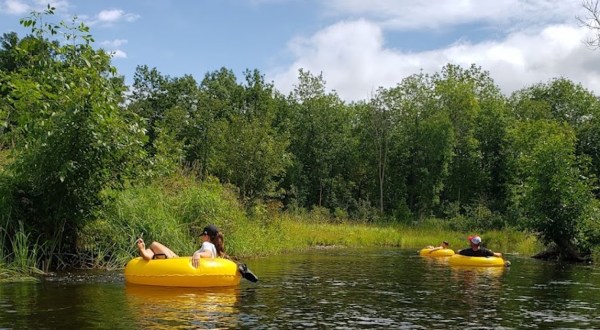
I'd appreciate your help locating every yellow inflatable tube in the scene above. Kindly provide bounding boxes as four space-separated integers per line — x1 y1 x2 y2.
125 257 241 287
448 254 505 267
419 248 455 257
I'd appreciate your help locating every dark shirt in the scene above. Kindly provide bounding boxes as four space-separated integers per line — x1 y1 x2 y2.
458 247 495 257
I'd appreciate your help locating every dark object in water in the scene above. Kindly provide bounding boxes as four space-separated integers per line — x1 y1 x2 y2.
238 263 258 283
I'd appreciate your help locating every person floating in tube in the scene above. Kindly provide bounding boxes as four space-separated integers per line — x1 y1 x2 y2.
426 241 450 253
136 224 258 282
457 235 502 258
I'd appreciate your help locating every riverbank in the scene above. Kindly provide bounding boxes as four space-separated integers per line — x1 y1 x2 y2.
0 174 542 281
225 215 542 258
0 267 39 283
0 217 540 282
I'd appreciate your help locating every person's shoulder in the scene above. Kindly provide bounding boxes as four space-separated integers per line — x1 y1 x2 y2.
201 241 215 249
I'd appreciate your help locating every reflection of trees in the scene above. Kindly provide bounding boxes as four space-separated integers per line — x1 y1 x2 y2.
512 262 587 327
0 280 135 328
125 285 240 329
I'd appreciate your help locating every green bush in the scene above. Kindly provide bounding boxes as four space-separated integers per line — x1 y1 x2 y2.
77 174 249 268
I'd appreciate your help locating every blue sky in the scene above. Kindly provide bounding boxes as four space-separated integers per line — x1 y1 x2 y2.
1 0 599 101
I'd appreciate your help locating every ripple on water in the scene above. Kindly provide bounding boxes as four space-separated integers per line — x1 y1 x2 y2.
3 249 600 329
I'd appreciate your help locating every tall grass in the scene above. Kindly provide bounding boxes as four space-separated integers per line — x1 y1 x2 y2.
0 222 42 282
10 222 39 273
78 175 251 268
76 173 541 270
230 214 540 256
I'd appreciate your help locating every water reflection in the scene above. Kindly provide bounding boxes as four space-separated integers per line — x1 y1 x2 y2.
0 280 134 329
2 250 600 329
419 255 453 269
512 262 600 328
125 285 240 329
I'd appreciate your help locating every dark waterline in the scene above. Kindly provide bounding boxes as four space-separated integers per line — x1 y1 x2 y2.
2 248 600 329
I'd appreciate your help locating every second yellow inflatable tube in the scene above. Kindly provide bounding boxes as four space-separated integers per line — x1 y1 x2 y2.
419 248 455 257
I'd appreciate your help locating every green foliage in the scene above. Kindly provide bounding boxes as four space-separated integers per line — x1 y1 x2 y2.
78 174 249 268
508 120 596 256
9 222 39 274
509 78 600 196
284 69 359 212
1 10 145 269
433 64 504 207
576 199 600 256
448 201 506 231
208 70 291 202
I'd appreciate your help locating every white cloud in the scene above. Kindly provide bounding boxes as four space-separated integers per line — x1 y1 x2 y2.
99 39 128 59
110 49 127 59
34 0 69 13
100 39 128 48
323 0 582 31
269 19 600 102
2 0 30 15
1 0 69 15
89 8 139 26
98 9 123 22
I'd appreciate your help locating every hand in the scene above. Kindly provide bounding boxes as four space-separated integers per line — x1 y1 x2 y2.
191 253 200 268
136 238 145 250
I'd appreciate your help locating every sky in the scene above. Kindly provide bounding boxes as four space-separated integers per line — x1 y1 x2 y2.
1 0 600 102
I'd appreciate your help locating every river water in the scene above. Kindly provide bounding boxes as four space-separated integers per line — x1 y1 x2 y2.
1 248 600 329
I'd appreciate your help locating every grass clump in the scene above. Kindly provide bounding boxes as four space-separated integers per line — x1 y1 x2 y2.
77 175 251 268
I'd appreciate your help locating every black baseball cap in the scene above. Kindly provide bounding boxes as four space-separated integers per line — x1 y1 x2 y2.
202 224 219 237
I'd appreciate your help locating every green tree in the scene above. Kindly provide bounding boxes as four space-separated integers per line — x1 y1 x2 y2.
193 67 244 177
153 74 200 175
379 73 455 219
509 78 600 193
128 65 172 157
286 69 357 211
2 8 145 269
509 120 597 261
432 64 506 215
210 69 291 202
363 90 393 213
0 32 59 149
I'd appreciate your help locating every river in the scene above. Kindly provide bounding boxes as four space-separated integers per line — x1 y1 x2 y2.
1 248 600 329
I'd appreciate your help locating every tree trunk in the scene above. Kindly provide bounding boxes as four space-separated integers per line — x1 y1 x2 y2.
532 240 589 263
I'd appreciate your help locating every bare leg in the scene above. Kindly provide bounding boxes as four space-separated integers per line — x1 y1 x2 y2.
136 238 155 260
148 241 178 258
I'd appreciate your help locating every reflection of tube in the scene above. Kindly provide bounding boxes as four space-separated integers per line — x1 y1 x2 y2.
422 255 451 267
449 265 506 277
448 265 506 311
125 285 240 329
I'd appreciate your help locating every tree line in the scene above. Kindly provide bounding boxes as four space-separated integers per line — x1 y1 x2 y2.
1 8 599 266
